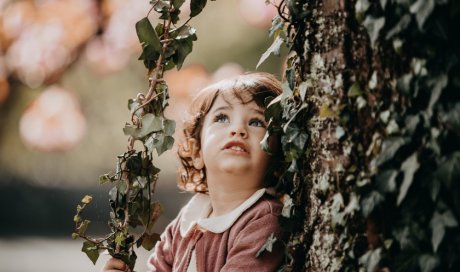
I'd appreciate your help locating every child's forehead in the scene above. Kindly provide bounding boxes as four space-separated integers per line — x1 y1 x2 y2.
214 91 261 108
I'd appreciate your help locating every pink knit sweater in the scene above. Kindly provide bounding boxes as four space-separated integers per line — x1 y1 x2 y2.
147 189 285 272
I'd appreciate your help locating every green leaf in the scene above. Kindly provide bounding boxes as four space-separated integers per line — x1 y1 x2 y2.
363 16 385 48
397 153 420 206
319 104 335 118
410 0 435 29
173 25 196 40
444 103 460 133
141 233 161 251
281 194 294 218
190 0 207 17
435 152 460 188
172 0 186 9
163 118 176 136
256 233 277 257
123 114 163 139
386 14 411 40
156 135 174 155
376 169 398 193
361 190 384 217
136 17 161 52
71 233 79 240
99 174 110 185
397 73 413 95
418 254 439 272
442 210 458 227
81 195 93 204
82 241 99 265
355 0 371 22
115 232 126 246
430 211 445 252
427 74 448 115
77 220 91 236
173 34 197 70
374 137 409 166
359 248 382 272
347 82 362 97
257 36 284 69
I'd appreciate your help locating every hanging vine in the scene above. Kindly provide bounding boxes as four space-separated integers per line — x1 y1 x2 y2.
72 0 213 270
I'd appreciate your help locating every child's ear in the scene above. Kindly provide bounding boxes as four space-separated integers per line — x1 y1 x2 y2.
187 138 204 170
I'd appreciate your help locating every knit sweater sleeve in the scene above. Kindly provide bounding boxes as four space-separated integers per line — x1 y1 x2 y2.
221 212 285 272
146 216 178 272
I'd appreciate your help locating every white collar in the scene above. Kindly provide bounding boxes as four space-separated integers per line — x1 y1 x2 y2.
180 188 266 236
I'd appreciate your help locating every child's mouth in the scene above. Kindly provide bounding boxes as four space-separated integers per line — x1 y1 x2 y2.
223 141 248 153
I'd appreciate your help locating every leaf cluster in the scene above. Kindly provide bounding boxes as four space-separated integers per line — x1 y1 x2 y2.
72 0 214 269
351 0 460 271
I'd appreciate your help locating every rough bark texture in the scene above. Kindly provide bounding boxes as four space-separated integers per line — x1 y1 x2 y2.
297 0 398 270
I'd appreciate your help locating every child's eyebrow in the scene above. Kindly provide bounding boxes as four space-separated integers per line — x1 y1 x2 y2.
211 105 232 113
251 108 264 115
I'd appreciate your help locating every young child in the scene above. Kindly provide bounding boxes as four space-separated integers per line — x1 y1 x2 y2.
103 72 284 272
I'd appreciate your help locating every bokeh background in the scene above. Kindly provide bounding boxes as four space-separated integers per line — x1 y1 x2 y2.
0 0 284 271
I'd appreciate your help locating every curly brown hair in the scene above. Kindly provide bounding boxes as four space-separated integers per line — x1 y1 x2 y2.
177 72 283 192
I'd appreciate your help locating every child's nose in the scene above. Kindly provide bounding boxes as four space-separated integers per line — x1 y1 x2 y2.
230 125 247 138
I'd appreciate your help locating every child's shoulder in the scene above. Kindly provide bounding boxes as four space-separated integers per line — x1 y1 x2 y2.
240 193 283 222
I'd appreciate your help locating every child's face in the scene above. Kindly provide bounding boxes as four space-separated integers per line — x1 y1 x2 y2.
193 93 270 184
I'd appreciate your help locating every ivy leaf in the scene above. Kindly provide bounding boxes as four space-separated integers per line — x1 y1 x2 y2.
190 0 207 17
173 33 197 70
81 195 93 204
435 152 460 188
299 81 308 101
172 0 185 9
82 241 99 265
427 74 448 116
163 118 176 136
363 16 385 49
444 103 460 134
361 190 384 217
409 0 435 30
376 169 398 193
359 248 382 272
174 25 196 40
430 211 445 252
269 15 285 38
319 104 335 118
281 194 294 218
141 233 161 251
386 14 411 40
257 36 284 69
355 0 371 22
397 153 420 206
156 135 174 156
136 18 162 70
77 220 91 236
256 233 277 257
123 114 163 139
374 137 409 166
99 174 110 185
136 18 161 51
418 254 439 272
348 82 363 97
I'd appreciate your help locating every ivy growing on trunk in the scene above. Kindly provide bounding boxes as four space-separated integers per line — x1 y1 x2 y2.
260 0 460 271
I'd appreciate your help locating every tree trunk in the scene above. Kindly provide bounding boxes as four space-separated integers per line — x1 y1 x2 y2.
275 0 460 271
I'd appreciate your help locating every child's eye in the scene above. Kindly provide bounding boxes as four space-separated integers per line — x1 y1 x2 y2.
214 113 229 123
249 118 266 128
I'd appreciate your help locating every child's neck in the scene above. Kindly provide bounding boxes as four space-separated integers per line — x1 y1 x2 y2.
207 183 262 217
